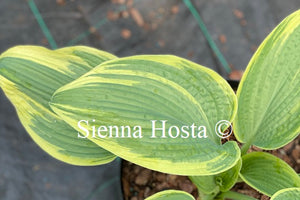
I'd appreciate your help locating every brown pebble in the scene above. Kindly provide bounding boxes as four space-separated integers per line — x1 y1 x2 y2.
135 169 152 186
130 197 138 200
107 10 119 21
151 182 156 187
56 0 66 6
144 187 151 198
127 0 134 7
272 151 281 159
130 8 144 27
171 5 179 14
279 149 286 156
134 166 141 174
111 0 125 4
121 10 130 18
156 182 169 191
117 0 126 4
292 146 300 163
143 23 151 31
237 189 261 199
229 70 244 80
283 142 294 153
155 173 166 182
282 155 293 167
251 145 262 152
167 174 178 183
179 180 194 193
121 29 132 39
89 26 97 34
122 177 131 198
219 34 227 44
233 9 244 19
261 194 270 200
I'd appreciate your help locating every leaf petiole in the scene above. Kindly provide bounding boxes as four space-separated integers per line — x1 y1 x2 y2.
220 191 259 200
241 142 251 156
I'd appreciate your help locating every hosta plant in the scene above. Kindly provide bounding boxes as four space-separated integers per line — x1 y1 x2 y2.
0 9 299 200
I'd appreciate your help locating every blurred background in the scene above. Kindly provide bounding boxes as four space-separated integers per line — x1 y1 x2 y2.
0 0 299 199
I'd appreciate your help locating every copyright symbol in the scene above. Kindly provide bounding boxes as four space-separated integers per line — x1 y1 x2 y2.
215 120 232 139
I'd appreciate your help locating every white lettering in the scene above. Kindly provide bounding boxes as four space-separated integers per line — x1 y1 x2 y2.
198 126 207 138
97 126 108 138
78 120 89 138
133 126 143 138
151 120 167 138
168 126 180 138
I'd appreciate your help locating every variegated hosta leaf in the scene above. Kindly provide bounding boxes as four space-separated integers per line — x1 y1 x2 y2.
271 188 300 200
50 55 240 175
240 152 300 197
145 190 195 200
189 158 242 194
234 9 300 149
216 158 242 192
189 175 217 195
0 45 117 165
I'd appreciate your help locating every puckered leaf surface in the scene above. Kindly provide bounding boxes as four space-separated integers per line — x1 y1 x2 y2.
234 10 300 149
50 55 240 175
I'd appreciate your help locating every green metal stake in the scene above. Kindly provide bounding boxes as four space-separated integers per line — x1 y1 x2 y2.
28 0 58 49
183 0 232 74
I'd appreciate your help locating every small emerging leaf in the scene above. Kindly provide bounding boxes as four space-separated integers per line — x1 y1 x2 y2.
189 175 217 195
189 158 242 194
240 152 300 197
217 158 242 192
145 190 195 200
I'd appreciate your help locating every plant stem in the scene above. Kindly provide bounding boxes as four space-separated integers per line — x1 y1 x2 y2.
220 191 258 200
241 143 251 156
197 188 218 200
236 175 244 183
198 192 217 200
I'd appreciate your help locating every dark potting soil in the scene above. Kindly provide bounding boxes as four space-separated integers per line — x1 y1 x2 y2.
121 135 300 200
